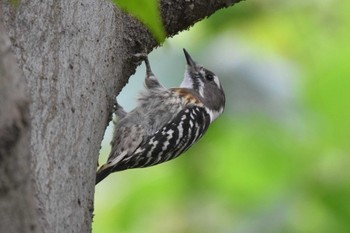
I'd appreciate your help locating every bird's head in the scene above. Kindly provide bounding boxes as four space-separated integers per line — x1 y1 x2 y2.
180 49 225 122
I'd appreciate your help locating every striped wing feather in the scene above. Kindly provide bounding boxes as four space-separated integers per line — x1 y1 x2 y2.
112 106 211 171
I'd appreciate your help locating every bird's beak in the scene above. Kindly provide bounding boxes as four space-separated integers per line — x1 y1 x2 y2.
180 49 197 89
183 48 196 68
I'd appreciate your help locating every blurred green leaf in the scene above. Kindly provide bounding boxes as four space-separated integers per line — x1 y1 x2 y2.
10 0 20 7
112 0 166 42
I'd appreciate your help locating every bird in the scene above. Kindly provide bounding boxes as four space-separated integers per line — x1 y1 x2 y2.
96 49 225 184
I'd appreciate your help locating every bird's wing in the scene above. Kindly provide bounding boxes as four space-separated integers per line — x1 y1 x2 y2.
96 124 145 184
113 105 211 171
108 124 146 165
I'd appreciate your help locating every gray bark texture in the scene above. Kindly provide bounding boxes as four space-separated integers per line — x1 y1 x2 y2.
0 0 241 232
0 20 40 233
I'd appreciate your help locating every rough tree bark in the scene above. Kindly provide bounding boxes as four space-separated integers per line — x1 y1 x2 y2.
0 20 40 233
0 0 241 232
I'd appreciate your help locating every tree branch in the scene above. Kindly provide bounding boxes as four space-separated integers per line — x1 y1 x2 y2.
161 0 241 36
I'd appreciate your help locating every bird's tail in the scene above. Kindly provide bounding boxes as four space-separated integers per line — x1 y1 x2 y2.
95 164 114 185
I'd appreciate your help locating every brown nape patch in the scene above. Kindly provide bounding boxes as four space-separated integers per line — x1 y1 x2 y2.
171 88 203 106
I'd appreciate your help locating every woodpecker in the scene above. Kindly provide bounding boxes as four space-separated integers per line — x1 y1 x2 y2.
96 49 225 184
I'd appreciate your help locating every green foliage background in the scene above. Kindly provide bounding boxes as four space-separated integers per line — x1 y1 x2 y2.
94 1 350 232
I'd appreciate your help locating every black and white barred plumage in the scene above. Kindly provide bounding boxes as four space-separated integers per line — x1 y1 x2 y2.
96 49 225 184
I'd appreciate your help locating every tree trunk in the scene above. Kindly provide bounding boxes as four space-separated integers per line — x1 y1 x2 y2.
0 20 40 233
0 0 241 232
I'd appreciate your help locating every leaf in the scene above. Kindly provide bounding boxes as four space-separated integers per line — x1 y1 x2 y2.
112 0 166 42
10 0 20 7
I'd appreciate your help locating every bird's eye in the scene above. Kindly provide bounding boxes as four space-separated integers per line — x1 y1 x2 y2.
206 74 214 81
